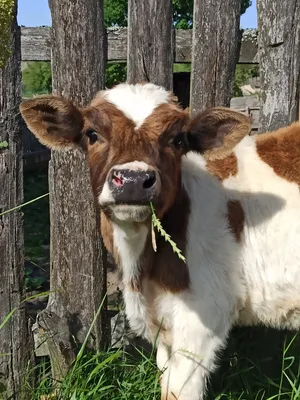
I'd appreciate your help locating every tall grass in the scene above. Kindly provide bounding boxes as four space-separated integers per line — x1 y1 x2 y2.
22 332 300 399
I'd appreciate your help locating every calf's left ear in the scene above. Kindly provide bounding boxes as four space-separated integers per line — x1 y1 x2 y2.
20 96 84 150
186 107 252 155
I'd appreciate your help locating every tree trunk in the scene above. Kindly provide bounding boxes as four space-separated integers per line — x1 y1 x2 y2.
190 0 241 115
257 0 300 131
127 0 173 90
39 0 108 381
0 3 32 398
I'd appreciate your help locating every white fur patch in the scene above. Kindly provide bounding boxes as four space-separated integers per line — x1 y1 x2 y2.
99 83 171 128
112 161 150 171
99 181 115 206
113 222 152 339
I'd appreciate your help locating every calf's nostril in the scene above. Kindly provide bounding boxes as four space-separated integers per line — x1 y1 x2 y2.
112 172 124 187
143 172 156 189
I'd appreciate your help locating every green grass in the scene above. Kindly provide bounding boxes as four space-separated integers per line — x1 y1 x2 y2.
25 349 161 400
21 331 300 400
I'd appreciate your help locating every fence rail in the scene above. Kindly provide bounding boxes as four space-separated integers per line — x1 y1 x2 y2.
21 27 259 64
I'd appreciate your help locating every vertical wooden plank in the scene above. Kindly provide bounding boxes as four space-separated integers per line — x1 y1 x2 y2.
190 0 242 115
253 0 300 379
127 0 173 90
257 0 300 131
0 1 32 398
40 0 108 380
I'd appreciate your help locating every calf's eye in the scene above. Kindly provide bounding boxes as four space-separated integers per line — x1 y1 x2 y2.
86 130 98 145
169 134 184 149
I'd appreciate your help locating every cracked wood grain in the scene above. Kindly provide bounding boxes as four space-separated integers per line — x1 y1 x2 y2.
127 0 173 90
257 0 300 131
0 2 33 398
190 0 242 115
38 0 109 381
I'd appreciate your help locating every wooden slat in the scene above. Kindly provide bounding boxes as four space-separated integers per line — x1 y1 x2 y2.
190 0 242 114
21 27 258 63
230 96 260 132
0 4 33 397
21 27 51 61
230 95 260 109
257 0 300 132
127 0 173 89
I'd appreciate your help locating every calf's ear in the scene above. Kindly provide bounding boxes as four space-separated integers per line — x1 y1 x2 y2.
20 96 84 150
187 107 252 157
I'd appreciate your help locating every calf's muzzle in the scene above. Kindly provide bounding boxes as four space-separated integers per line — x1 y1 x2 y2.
108 168 159 205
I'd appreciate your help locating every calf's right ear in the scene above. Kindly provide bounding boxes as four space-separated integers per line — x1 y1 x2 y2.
20 96 84 150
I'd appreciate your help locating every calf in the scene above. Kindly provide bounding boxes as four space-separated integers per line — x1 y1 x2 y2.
20 83 300 400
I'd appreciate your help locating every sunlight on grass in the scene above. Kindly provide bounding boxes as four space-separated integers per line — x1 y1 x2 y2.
19 332 300 400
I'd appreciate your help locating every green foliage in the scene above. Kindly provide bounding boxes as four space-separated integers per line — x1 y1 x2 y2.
104 0 252 29
24 264 46 290
0 140 8 148
104 0 128 27
233 64 259 97
0 0 14 68
173 63 191 73
241 0 252 15
105 63 127 88
173 0 193 29
22 62 52 96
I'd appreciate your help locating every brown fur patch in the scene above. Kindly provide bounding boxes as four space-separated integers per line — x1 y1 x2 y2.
203 109 251 161
20 96 84 149
146 188 190 292
256 123 300 185
100 212 120 267
188 107 251 156
227 200 245 242
206 153 238 181
100 188 190 294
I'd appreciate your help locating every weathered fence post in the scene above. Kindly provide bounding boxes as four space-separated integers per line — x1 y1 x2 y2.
0 1 32 398
252 0 300 378
127 0 173 89
38 0 108 380
190 0 242 114
257 0 300 131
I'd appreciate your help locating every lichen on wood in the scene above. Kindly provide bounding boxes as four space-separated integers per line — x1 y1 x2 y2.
0 0 15 68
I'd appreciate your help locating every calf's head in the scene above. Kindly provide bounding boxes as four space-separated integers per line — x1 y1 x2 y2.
20 83 251 225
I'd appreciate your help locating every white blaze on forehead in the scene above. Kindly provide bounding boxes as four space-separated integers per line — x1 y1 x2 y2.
98 83 171 129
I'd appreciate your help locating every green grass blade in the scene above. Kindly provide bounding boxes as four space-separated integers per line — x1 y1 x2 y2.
0 193 49 216
150 202 186 263
0 291 53 330
0 307 18 329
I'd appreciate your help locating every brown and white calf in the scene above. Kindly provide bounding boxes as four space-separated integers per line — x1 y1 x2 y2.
20 83 300 400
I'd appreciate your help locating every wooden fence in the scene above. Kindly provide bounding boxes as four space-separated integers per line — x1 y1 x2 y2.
1 0 300 398
20 27 259 63
22 27 259 164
